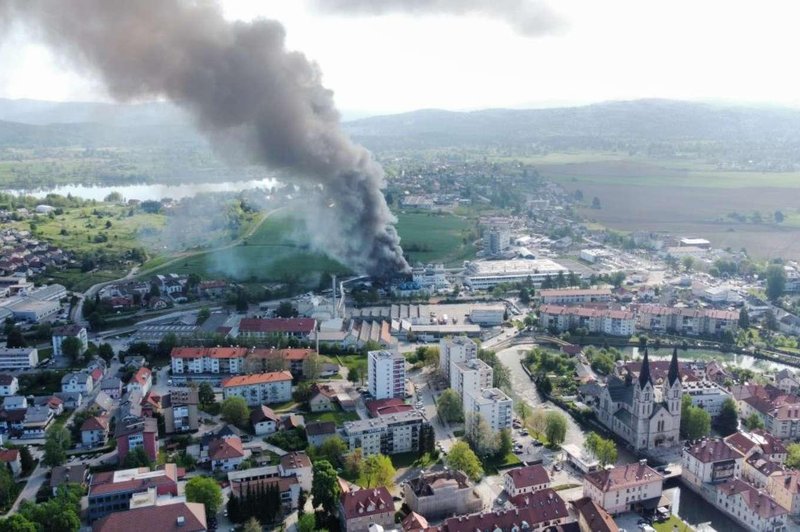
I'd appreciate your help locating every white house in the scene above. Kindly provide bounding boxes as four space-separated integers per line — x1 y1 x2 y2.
61 372 93 394
504 464 551 498
126 367 152 396
682 438 744 488
80 416 110 448
250 405 280 436
0 375 19 397
582 461 663 515
51 325 88 359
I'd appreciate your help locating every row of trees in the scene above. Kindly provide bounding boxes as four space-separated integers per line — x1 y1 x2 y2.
226 482 282 525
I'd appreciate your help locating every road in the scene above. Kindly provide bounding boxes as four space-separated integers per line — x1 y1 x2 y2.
409 367 458 453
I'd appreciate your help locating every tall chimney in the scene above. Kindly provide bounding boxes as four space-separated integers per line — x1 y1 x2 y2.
332 274 337 320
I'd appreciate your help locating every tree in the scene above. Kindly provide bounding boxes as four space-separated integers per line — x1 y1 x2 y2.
437 389 464 423
197 307 211 324
311 460 340 515
358 454 396 489
584 432 617 467
347 367 361 384
148 283 161 299
738 308 750 329
297 513 317 532
344 448 363 479
515 402 532 425
185 476 223 515
681 256 695 272
97 342 114 362
221 396 250 427
0 514 37 532
123 446 153 468
5 329 26 349
544 411 567 447
518 287 530 305
243 518 261 532
43 425 71 467
198 382 216 407
61 336 83 363
786 443 800 469
446 441 483 481
317 436 348 467
465 413 499 458
766 264 787 301
496 428 513 459
744 412 764 431
716 398 739 437
275 301 297 318
765 309 779 332
18 446 33 475
682 405 711 440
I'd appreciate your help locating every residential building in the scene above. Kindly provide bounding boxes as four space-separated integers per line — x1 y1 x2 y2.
572 496 619 532
775 369 800 395
540 287 612 304
237 318 316 339
170 346 247 384
451 358 493 408
636 305 738 337
592 348 682 451
725 430 788 463
251 405 280 436
305 421 337 447
467 387 512 433
244 348 314 378
100 377 123 400
483 224 511 256
367 350 405 400
439 336 477 377
3 395 26 410
682 380 732 418
127 367 152 396
279 452 312 491
403 470 482 520
682 438 744 489
227 466 300 511
51 324 88 359
0 348 38 371
582 460 664 515
221 371 293 407
342 411 428 456
92 501 207 532
0 448 20 477
715 478 788 531
22 405 53 438
744 453 785 488
116 417 158 464
438 489 570 532
208 435 247 471
767 469 800 516
538 304 635 336
61 372 94 394
87 464 181 522
309 383 337 412
0 374 18 396
503 464 551 498
162 388 199 434
365 397 413 417
50 464 89 496
339 487 394 532
81 416 110 448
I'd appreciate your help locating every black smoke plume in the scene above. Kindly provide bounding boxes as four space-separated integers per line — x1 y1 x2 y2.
313 0 563 37
0 0 409 277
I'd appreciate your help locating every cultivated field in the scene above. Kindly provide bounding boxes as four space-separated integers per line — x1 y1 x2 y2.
395 211 476 266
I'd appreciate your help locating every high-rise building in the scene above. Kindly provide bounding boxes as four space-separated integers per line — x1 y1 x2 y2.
440 336 478 379
452 358 493 409
484 224 511 256
468 387 513 433
368 350 405 400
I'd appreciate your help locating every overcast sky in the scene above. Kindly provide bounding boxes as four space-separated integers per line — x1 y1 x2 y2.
1 0 799 117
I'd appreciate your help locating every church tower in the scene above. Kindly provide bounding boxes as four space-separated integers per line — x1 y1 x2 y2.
666 347 682 415
633 348 654 448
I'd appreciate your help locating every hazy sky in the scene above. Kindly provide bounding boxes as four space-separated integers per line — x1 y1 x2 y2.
1 0 799 116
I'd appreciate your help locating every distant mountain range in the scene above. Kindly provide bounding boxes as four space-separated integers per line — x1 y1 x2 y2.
2 97 800 152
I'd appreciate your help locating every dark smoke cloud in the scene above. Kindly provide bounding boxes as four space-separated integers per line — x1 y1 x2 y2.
0 0 409 277
314 0 563 37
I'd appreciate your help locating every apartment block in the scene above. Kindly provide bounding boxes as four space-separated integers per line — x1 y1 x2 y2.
367 350 405 400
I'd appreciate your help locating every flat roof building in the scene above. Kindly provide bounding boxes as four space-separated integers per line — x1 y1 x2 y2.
464 259 570 290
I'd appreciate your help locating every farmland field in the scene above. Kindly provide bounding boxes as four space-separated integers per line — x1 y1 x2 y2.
395 211 477 266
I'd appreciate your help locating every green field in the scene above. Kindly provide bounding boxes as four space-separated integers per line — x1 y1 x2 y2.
396 211 476 266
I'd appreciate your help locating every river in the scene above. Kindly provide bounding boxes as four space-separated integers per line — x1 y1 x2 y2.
2 177 281 202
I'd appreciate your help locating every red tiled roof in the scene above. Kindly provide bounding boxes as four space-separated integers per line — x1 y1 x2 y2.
81 416 109 432
132 367 152 386
0 374 15 386
90 368 104 382
584 462 663 492
685 439 744 463
717 478 788 519
506 464 550 489
280 451 311 470
209 436 244 461
366 398 412 417
92 501 206 532
402 511 430 531
0 449 19 463
238 318 316 334
340 487 393 520
725 432 760 456
572 497 619 532
250 405 279 424
221 371 292 388
442 489 568 531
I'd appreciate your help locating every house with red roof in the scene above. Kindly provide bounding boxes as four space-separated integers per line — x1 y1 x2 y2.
582 460 663 515
0 448 21 477
339 487 394 532
209 435 247 471
250 405 280 436
92 501 207 532
503 464 551 498
88 464 181 522
221 371 293 407
116 417 158 464
90 367 104 386
715 478 788 531
439 489 571 532
127 367 152 396
572 496 619 532
81 416 110 448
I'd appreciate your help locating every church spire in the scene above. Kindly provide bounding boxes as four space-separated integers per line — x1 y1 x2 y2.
639 347 652 389
668 346 680 386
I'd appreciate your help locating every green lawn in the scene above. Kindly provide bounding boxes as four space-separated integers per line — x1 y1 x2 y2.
653 515 693 532
483 452 522 474
390 452 419 469
303 410 360 424
395 211 477 266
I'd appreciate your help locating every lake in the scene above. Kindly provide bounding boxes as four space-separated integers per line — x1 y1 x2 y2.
2 177 281 202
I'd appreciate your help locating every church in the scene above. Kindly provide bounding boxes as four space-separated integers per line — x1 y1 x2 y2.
594 348 682 451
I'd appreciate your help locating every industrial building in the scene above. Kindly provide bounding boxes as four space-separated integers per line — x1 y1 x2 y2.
463 259 571 290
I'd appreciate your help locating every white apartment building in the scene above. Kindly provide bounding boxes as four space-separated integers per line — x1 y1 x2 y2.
467 387 513 433
681 439 744 489
683 381 732 418
221 371 293 406
368 350 405 400
0 348 38 371
170 347 247 375
582 461 663 515
342 411 428 456
539 305 635 336
439 336 478 377
51 325 88 359
451 358 493 408
715 478 788 532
